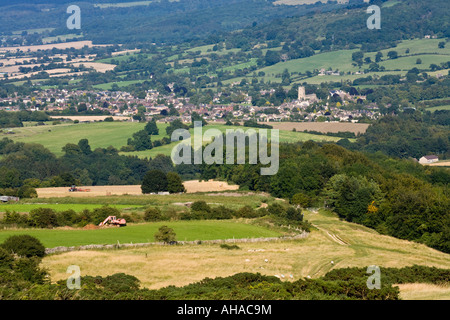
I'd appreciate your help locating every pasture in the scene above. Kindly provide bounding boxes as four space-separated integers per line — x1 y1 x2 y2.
0 203 141 214
5 121 347 158
40 209 450 295
0 220 282 248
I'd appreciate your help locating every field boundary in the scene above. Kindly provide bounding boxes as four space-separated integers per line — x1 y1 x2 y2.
45 232 309 254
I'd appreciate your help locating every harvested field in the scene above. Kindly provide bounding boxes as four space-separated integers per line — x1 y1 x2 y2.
36 180 239 198
0 41 111 53
111 49 140 56
71 62 116 73
423 161 450 167
216 121 370 134
267 122 370 134
50 115 131 121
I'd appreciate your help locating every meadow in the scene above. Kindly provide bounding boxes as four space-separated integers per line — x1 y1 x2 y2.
5 121 345 158
0 203 143 214
40 208 450 297
0 219 282 248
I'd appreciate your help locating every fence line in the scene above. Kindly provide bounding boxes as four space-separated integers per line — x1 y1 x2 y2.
45 232 309 254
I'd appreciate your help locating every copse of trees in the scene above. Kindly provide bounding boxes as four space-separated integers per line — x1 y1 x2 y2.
141 170 185 194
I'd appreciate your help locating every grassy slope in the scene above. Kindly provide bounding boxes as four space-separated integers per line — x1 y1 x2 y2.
5 121 343 158
41 208 450 295
0 203 143 213
0 220 281 248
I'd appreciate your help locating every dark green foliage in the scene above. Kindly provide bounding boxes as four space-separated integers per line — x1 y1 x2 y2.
144 207 162 222
144 119 159 135
190 201 211 213
220 244 240 250
154 226 177 243
29 208 58 228
127 130 152 151
141 169 168 194
1 235 45 258
167 171 185 194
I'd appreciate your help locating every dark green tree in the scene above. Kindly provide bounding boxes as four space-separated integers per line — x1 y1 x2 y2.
141 170 168 194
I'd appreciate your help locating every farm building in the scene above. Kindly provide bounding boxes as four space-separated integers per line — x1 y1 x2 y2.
419 155 439 164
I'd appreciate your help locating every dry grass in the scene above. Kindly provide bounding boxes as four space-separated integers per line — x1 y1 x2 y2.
0 41 110 53
41 209 450 292
36 180 239 198
71 62 116 73
268 122 370 134
397 283 450 300
50 116 131 122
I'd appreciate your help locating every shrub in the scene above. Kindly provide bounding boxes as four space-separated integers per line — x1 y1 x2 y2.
190 201 211 213
291 192 312 208
144 207 162 222
0 247 14 269
29 208 58 228
267 202 287 218
1 235 45 258
220 244 240 250
154 226 177 243
56 209 79 226
234 205 259 218
210 206 234 219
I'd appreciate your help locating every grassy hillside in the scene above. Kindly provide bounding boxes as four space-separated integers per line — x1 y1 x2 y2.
41 208 450 292
5 121 344 158
0 219 282 248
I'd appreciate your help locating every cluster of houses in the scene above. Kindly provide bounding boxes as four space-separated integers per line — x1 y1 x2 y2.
0 85 381 124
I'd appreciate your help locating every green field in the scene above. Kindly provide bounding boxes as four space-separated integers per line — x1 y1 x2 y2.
124 123 345 158
5 121 150 156
6 121 343 158
0 203 143 213
425 105 450 112
0 220 281 248
92 80 148 90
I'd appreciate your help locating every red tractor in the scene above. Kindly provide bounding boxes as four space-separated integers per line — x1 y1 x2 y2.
99 216 127 227
69 185 91 192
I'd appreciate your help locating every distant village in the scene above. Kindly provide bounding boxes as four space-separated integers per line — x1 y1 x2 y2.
0 86 380 124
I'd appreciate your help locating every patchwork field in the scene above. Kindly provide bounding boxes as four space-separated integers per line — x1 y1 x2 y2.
0 203 142 213
5 121 349 158
0 219 282 248
40 209 450 294
0 41 110 53
35 180 239 198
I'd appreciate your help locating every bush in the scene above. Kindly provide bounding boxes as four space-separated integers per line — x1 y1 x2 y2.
220 244 240 250
190 201 211 213
267 202 287 218
29 208 58 228
0 247 14 269
291 192 312 208
1 235 46 258
144 207 162 222
56 209 79 226
234 205 259 218
154 226 177 243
